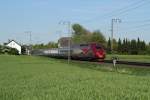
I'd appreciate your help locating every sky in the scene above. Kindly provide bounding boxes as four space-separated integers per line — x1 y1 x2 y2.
0 0 150 44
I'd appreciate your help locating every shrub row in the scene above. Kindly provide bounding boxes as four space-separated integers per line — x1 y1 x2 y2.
0 45 19 55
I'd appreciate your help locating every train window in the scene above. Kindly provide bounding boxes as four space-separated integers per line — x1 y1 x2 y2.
96 45 102 49
80 44 88 47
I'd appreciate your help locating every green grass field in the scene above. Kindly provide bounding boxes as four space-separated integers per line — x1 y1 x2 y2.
106 54 150 63
0 55 150 100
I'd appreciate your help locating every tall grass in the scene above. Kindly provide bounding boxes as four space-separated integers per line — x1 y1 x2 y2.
0 55 150 100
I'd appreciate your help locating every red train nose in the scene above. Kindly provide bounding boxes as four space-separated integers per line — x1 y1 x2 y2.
95 50 105 59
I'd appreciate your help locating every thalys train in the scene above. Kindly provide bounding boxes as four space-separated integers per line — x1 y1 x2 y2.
31 43 106 60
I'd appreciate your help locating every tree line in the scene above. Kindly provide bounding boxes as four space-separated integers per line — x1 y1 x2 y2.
32 42 58 49
107 38 150 55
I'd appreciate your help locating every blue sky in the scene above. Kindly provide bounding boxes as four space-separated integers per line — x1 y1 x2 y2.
0 0 150 44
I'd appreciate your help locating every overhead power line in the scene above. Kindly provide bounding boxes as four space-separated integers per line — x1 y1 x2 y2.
79 0 149 23
109 0 150 17
122 19 150 24
105 0 146 17
121 23 150 33
131 23 150 29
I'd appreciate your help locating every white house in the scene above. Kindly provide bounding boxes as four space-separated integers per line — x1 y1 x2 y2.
6 40 22 54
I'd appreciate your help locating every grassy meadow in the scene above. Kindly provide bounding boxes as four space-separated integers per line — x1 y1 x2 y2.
0 55 150 100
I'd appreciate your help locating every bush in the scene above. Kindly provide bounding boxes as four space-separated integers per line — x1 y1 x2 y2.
0 45 5 54
0 49 2 54
7 48 19 55
0 46 19 55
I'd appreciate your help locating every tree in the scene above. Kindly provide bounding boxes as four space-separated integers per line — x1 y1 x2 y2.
112 39 118 52
130 39 138 54
72 24 106 45
72 24 91 44
126 39 131 54
32 42 58 49
141 41 146 51
138 41 146 54
117 38 122 53
122 38 126 53
72 24 88 35
0 45 2 54
91 30 106 46
147 42 150 55
107 38 111 53
1 46 19 55
124 38 130 54
47 42 58 48
8 48 19 55
137 37 141 51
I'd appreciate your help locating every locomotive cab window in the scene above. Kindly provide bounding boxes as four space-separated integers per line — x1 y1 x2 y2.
80 44 89 47
96 45 102 49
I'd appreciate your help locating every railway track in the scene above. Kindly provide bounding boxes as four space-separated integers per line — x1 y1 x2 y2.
35 55 150 67
104 60 150 67
71 59 150 67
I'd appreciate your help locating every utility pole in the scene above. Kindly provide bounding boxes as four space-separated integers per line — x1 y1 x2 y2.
59 21 71 64
25 31 32 55
111 19 121 53
25 31 32 45
111 19 121 71
111 19 114 53
68 22 71 64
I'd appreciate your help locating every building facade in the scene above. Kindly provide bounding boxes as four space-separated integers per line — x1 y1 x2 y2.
6 40 22 54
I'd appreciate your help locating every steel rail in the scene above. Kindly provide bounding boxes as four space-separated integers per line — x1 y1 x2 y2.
104 60 150 67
